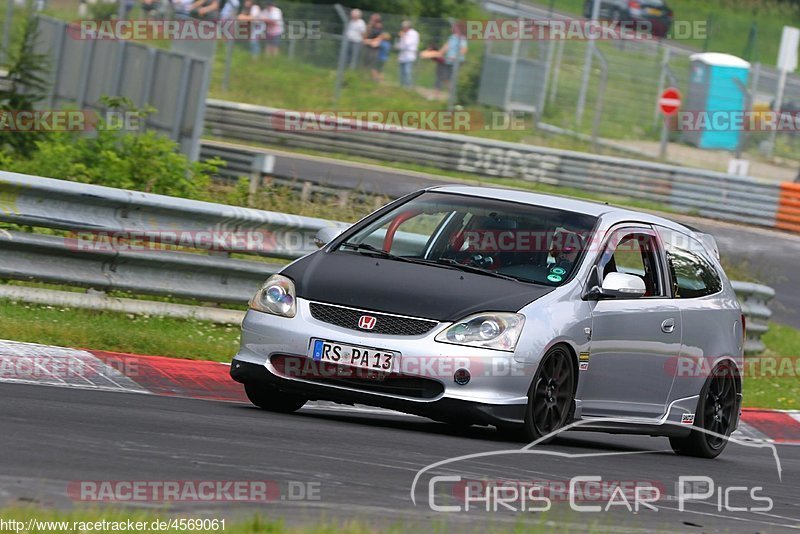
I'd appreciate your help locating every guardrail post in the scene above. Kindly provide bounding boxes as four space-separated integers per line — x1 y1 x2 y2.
248 154 275 206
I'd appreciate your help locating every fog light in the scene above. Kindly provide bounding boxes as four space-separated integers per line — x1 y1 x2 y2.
454 368 471 386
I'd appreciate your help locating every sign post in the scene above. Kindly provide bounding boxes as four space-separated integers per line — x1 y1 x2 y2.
767 26 799 159
658 87 681 159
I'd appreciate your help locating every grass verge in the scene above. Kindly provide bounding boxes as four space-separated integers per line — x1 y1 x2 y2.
0 510 411 534
0 507 593 534
743 323 800 410
0 299 239 361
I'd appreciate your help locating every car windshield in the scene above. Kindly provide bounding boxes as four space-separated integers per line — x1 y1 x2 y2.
335 192 598 286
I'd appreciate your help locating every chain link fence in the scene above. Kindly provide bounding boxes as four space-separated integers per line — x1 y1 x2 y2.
216 2 482 108
4 0 799 169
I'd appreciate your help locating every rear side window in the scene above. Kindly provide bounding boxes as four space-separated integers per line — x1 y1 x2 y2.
657 228 722 299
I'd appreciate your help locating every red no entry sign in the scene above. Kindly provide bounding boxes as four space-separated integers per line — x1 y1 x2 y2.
659 88 682 116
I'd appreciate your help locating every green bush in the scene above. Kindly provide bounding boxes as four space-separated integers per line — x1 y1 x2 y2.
88 0 120 20
5 97 223 200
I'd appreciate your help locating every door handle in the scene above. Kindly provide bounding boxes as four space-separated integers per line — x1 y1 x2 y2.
661 318 676 333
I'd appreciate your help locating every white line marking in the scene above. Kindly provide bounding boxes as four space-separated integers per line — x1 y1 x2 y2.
0 339 149 393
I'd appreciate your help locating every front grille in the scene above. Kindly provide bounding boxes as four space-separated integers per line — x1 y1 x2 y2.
271 355 444 399
309 302 437 336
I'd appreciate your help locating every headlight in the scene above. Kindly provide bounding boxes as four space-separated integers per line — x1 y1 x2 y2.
249 274 297 317
435 312 525 352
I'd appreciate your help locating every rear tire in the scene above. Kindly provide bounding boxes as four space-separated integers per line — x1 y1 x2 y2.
521 346 576 443
670 363 738 459
244 383 307 413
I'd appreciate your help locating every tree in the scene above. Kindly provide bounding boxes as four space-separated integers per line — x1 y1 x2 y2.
0 9 49 157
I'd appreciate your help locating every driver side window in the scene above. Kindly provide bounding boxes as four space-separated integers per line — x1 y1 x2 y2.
598 230 666 298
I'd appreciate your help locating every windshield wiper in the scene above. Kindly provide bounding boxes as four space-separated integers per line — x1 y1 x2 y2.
340 243 525 282
339 243 433 266
340 242 395 257
431 258 522 282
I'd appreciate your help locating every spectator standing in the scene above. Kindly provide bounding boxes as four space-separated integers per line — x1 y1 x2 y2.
437 22 467 93
434 50 447 90
363 13 383 79
373 32 392 83
396 20 419 87
344 9 366 69
262 1 283 56
238 0 264 57
219 0 240 21
420 23 467 96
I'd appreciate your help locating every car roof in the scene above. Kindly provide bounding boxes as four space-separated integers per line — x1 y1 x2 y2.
428 185 694 234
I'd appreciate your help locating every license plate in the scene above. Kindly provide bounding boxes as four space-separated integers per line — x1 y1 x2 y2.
310 339 396 372
646 7 662 15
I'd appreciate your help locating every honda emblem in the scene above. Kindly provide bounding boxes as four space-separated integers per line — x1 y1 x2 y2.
358 315 377 330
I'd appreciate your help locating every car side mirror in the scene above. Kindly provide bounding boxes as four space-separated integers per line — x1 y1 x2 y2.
314 227 343 248
600 272 647 299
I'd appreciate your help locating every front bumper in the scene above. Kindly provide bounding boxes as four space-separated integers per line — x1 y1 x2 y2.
231 359 527 426
232 298 534 425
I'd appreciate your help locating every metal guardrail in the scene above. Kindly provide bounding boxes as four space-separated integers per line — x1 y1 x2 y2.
0 170 345 303
0 170 775 352
203 99 788 232
731 281 776 355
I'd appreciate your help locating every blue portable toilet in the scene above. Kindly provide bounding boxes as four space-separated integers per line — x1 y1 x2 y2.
682 53 750 151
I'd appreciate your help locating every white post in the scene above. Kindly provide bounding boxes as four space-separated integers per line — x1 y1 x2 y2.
576 0 601 126
768 26 799 159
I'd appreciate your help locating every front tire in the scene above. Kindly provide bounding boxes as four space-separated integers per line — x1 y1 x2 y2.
245 383 307 413
522 346 576 442
670 363 738 459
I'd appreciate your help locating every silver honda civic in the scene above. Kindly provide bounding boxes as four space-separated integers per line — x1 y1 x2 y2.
231 186 744 458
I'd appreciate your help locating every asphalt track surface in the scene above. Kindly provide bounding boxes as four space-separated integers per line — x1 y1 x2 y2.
1 382 798 532
265 146 800 329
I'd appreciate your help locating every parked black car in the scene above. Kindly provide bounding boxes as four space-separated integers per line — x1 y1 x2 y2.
583 0 674 38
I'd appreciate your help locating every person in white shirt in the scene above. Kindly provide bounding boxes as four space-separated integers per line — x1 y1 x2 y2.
344 8 366 69
396 20 419 87
237 0 264 57
262 1 283 56
219 0 240 21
